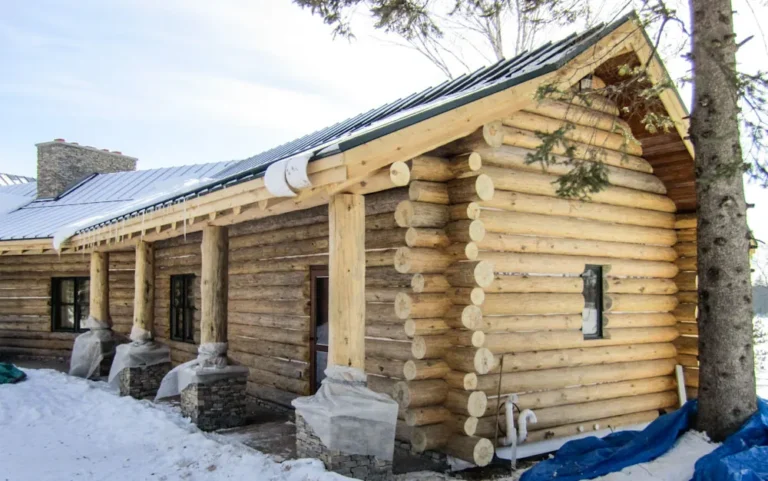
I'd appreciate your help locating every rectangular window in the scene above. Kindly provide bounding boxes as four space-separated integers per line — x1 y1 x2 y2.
51 277 90 332
310 266 329 393
581 265 604 339
170 274 196 343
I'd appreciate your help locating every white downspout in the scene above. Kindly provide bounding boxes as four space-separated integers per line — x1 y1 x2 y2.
676 364 688 407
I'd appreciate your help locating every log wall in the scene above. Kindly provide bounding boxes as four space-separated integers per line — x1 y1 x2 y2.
391 93 685 463
0 251 135 359
673 213 699 398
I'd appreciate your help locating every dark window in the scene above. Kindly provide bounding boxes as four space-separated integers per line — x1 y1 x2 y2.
581 265 604 339
310 266 329 393
51 277 90 332
170 274 196 343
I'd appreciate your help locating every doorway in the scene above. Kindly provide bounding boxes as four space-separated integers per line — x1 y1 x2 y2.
309 266 329 393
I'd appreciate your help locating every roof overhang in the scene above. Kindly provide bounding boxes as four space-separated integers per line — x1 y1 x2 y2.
0 15 694 255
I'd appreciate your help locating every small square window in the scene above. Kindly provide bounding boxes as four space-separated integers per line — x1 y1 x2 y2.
170 274 196 343
581 265 604 339
51 277 90 332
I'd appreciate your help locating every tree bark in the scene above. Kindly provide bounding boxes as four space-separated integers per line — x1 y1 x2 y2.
690 0 757 440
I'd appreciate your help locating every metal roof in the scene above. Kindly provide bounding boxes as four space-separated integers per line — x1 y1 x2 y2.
0 173 35 186
0 161 234 240
0 12 640 242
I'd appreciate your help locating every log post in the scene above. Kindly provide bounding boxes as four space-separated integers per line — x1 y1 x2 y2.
90 251 110 325
201 225 229 349
132 240 154 340
329 194 366 369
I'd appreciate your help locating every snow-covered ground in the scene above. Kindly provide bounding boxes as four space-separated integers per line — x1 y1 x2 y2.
0 369 349 481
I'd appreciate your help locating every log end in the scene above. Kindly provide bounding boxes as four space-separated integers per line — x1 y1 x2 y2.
474 347 496 375
467 391 488 417
461 305 484 330
392 381 411 408
482 121 504 148
474 260 495 288
390 161 411 187
394 291 413 320
394 201 415 228
411 273 426 293
475 174 495 201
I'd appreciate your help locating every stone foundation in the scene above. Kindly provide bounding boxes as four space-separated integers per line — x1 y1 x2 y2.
296 414 393 481
180 367 248 431
118 362 171 399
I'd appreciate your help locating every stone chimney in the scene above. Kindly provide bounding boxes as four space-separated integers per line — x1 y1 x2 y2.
35 139 138 199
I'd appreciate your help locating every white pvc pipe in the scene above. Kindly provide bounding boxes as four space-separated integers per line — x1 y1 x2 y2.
676 364 688 407
495 422 651 461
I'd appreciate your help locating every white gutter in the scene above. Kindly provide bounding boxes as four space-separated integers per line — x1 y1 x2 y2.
495 422 652 461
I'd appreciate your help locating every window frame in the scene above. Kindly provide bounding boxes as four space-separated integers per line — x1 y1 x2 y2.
170 274 196 344
51 276 90 332
581 264 605 340
309 265 329 393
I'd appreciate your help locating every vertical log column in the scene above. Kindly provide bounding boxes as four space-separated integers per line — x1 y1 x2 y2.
119 240 171 399
328 194 366 369
201 225 229 352
132 240 154 340
90 251 110 325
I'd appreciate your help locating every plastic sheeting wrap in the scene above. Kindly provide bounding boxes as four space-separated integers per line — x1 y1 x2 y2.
107 340 171 386
693 398 768 481
292 366 399 461
68 317 124 379
522 398 768 481
155 342 230 400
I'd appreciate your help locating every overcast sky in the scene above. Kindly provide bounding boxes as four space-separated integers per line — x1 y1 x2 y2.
1 0 766 251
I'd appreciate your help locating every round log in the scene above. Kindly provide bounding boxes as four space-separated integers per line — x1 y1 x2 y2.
392 380 448 408
481 314 582 332
445 220 486 243
405 406 452 426
445 261 495 288
448 175 495 203
444 436 494 467
605 294 678 313
445 390 488 417
395 201 450 228
403 359 451 380
395 292 452 319
404 318 451 337
482 293 584 315
448 287 485 306
445 305 484 330
409 181 450 205
406 228 451 248
606 278 679 295
394 247 453 274
411 273 450 293
450 202 482 221
480 252 679 279
603 313 677 328
412 335 452 359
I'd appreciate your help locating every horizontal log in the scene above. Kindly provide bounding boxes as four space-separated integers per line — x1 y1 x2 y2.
403 359 451 380
676 291 697 304
405 228 451 249
443 436 494 467
395 293 453 319
478 233 677 263
445 370 478 390
674 272 698 291
366 357 406 379
478 210 677 246
479 252 679 278
246 381 301 408
677 322 698 336
446 330 485 348
411 423 452 453
673 304 698 322
412 335 452 359
443 243 479 261
449 202 482 221
530 392 678 430
474 143 663 194
395 201 450 228
411 274 450 293
475 358 677 395
674 336 698 355
524 98 629 132
445 389 488 417
229 324 308 345
228 312 308 331
479 327 679 357
488 342 677 373
448 287 485 306
444 347 495 374
480 314 582 332
409 181 450 205
366 339 413 361
229 271 308 288
394 247 453 274
404 406 452 426
227 351 308 379
229 339 309 362
675 213 697 229
605 294 678 313
445 220 486 243
677 353 699 367
445 305 484 330
674 242 697 258
366 323 409 341
366 228 408 250
479 166 675 213
525 410 660 444
603 313 677 328
448 175 495 203
482 293 583 315
392 380 448 408
229 223 327 250
675 256 697 271
497 125 649 171
478 190 675 229
404 318 451 337
606 278 679 295
229 300 308 316
366 288 401 303
676 229 696 242
247 367 309 394
367 375 396 397
366 303 398 323
228 286 307 301
444 261 494 288
366 266 412 288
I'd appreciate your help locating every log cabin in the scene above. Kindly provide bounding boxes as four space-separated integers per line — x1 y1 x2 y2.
0 13 702 467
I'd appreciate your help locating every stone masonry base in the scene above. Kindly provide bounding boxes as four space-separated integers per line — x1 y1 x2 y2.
296 414 393 480
118 362 171 399
181 371 248 431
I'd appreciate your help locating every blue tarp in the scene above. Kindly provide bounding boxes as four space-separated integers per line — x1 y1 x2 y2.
521 398 768 481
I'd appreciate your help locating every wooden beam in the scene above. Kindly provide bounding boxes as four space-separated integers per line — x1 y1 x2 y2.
328 194 366 369
132 240 154 339
200 225 228 347
90 251 110 324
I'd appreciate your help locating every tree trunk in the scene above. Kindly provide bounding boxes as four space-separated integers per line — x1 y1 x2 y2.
690 0 757 440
